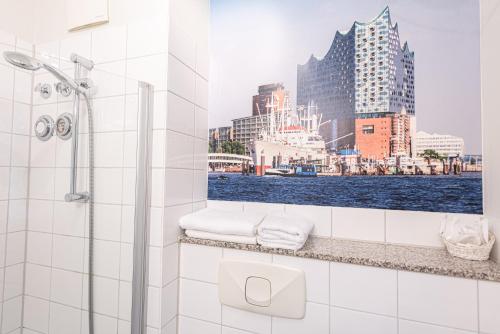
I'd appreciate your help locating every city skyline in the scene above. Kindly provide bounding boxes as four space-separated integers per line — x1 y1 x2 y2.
210 0 482 154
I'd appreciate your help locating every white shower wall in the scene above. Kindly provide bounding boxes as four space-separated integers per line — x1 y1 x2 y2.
0 32 33 334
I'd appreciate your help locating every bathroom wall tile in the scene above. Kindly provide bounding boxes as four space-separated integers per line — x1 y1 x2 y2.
196 38 210 79
222 248 272 263
50 268 83 308
81 311 119 334
29 167 55 200
161 279 178 326
0 133 11 166
94 168 123 204
165 168 193 207
3 263 24 299
479 280 500 334
118 320 132 334
1 296 22 333
119 281 132 321
149 207 164 247
0 65 14 100
52 234 84 272
5 231 25 265
121 205 135 243
332 207 385 242
0 98 12 133
164 203 192 245
162 243 179 285
149 246 162 287
272 302 329 334
168 55 195 102
9 166 28 199
0 200 7 234
23 296 50 333
12 102 30 135
151 168 165 207
0 30 16 46
385 210 446 247
221 327 253 334
0 167 9 201
87 239 121 279
398 319 476 334
10 134 29 166
25 263 51 299
30 136 56 168
285 204 332 237
127 18 169 58
147 286 161 328
331 262 397 316
49 302 82 334
7 199 27 232
165 131 195 169
53 201 86 237
194 106 208 140
124 94 138 131
178 316 220 334
180 243 222 283
152 130 166 168
274 255 329 305
179 278 221 323
92 25 127 63
122 132 138 168
92 95 126 132
195 75 208 109
0 234 4 267
122 167 137 206
87 275 119 317
14 69 32 104
59 32 91 65
126 54 168 93
192 169 208 202
26 231 52 266
243 202 285 215
331 307 397 334
193 139 208 170
169 24 196 70
120 243 133 282
398 271 478 331
207 200 244 212
94 132 124 167
222 305 271 334
93 203 122 241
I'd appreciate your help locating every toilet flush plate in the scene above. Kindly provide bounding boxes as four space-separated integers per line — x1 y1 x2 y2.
218 260 306 319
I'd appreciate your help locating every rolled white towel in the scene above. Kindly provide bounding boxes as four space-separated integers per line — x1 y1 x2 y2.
185 230 257 245
257 214 314 251
179 208 266 237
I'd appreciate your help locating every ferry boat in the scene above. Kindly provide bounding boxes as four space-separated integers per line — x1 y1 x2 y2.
265 164 318 177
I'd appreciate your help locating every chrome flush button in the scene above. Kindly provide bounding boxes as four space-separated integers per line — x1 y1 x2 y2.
34 115 54 141
55 113 73 140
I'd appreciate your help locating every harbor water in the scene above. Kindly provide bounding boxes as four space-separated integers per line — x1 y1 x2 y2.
208 172 483 214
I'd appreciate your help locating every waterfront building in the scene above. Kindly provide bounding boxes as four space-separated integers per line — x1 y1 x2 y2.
297 6 415 152
209 126 234 153
415 131 465 157
232 114 273 154
252 83 289 116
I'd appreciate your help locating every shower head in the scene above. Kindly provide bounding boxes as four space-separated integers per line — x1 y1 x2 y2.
3 51 42 71
3 51 81 93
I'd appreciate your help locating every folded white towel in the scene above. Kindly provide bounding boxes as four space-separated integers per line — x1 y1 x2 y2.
257 214 314 251
179 208 266 237
185 230 257 245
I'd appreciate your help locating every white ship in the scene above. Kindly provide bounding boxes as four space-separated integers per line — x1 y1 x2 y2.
249 95 329 175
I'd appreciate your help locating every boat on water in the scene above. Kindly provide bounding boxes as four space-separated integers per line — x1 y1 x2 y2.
265 164 317 177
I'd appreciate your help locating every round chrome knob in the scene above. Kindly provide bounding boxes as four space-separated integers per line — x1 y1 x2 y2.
34 115 54 141
55 113 73 140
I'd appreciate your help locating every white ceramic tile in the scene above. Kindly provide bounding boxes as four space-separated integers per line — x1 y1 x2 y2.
192 169 208 202
23 296 50 333
127 18 169 58
94 168 123 204
81 311 119 334
166 131 195 170
53 201 86 237
222 305 271 334
13 70 32 104
285 204 332 237
0 133 11 166
126 54 168 93
93 203 121 241
92 95 126 131
122 167 137 206
152 129 166 168
165 168 193 207
0 98 12 133
94 132 124 167
119 243 134 282
152 91 168 130
28 200 53 233
162 243 179 285
60 32 91 65
124 94 138 131
121 205 135 243
147 286 161 328
0 167 10 200
5 231 25 265
168 55 195 102
50 268 83 308
149 246 162 287
180 243 222 283
178 316 220 334
331 262 397 316
398 271 478 331
222 248 272 263
0 30 15 46
118 320 132 334
195 75 208 109
92 25 127 63
169 25 196 69
0 200 7 234
399 319 476 334
7 199 26 232
479 280 500 334
3 263 24 299
122 132 138 168
30 136 56 168
25 263 51 299
10 134 29 166
89 239 121 279
164 203 192 245
1 296 22 333
221 327 253 334
331 307 397 334
52 234 84 272
161 279 178 326
274 255 329 304
193 138 207 170
26 231 52 266
85 275 119 317
118 281 132 321
196 38 210 79
243 202 285 215
194 106 208 140
29 167 55 200
179 278 221 323
272 302 329 334
12 102 30 135
332 207 385 242
207 200 244 211
9 167 28 199
385 210 446 247
49 302 82 334
0 65 14 100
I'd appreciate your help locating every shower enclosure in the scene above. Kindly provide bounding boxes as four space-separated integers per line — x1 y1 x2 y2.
0 34 154 334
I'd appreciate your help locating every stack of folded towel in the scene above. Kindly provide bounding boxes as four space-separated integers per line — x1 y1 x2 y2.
179 208 314 250
257 213 313 251
179 208 266 244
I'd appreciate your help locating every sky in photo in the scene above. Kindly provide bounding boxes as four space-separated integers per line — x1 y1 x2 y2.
209 0 481 154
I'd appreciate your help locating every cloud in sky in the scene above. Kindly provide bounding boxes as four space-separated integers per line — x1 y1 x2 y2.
209 0 481 154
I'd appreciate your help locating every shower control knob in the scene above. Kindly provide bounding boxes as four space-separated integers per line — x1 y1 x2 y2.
34 115 54 141
55 82 72 97
55 113 73 140
35 83 52 99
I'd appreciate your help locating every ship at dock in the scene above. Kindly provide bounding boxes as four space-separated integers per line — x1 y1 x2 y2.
249 93 329 176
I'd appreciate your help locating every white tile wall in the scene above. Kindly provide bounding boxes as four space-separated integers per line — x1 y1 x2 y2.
179 243 500 334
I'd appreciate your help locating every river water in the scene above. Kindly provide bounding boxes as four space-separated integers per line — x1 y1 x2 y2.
208 172 483 214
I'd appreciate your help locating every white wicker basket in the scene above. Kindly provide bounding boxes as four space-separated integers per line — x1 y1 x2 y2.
442 232 496 261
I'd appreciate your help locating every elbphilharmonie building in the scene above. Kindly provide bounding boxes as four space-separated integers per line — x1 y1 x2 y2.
297 6 415 154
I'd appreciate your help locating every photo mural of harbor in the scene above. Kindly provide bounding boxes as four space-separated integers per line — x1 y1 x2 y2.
208 0 483 214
